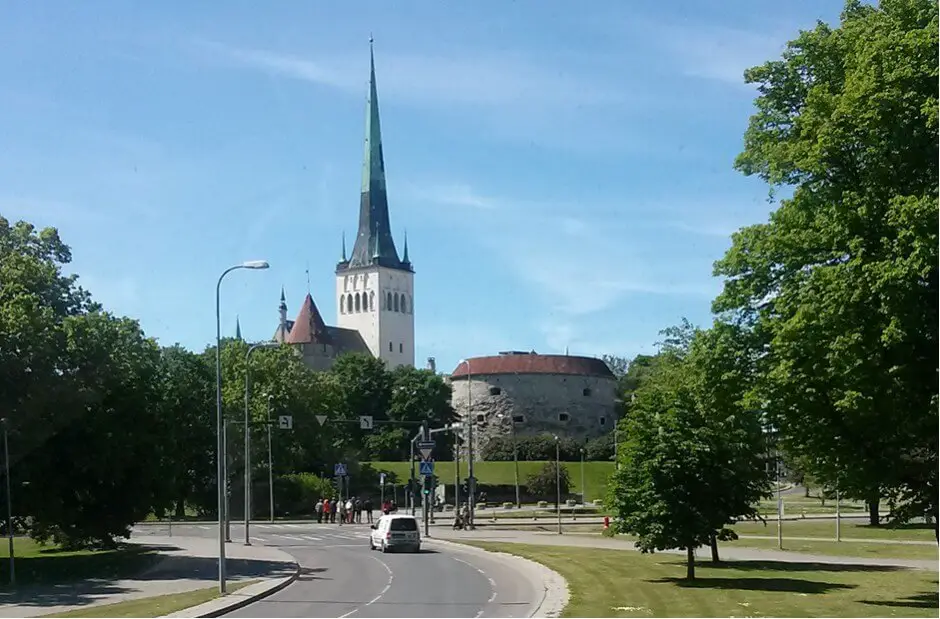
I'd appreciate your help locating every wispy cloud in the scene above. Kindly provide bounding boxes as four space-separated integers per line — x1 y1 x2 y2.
193 39 629 111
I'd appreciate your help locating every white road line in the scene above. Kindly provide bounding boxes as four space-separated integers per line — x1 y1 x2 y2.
301 535 322 541
286 524 304 528
452 556 496 617
250 536 266 542
277 534 305 541
198 525 210 530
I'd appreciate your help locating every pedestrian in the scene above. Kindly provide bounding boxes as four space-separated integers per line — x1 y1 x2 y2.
364 497 373 523
315 498 324 524
345 498 354 523
355 497 363 523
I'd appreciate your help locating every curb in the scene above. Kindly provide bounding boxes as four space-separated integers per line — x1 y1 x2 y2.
158 561 301 618
425 537 569 618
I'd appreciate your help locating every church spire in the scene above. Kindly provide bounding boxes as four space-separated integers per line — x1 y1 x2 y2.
341 231 347 262
402 229 410 264
235 315 243 341
340 37 410 273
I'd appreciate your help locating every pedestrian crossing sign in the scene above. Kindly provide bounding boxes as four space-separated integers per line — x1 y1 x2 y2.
419 460 434 476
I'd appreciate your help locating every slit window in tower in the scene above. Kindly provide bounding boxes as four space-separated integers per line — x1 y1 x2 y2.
393 294 399 312
399 343 403 353
386 291 393 310
355 293 361 312
400 294 407 313
347 295 353 314
388 341 393 352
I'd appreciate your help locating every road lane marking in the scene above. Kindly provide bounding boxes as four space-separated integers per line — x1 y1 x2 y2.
301 535 322 541
198 525 210 530
452 556 496 617
250 536 266 542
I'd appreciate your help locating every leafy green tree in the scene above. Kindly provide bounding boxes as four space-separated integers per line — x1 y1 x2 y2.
713 0 938 527
608 322 769 578
155 345 215 518
600 355 630 379
389 365 456 459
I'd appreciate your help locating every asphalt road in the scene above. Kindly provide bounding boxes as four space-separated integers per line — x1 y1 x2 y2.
134 522 542 618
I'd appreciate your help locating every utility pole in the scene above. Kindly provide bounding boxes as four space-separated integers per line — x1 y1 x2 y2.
2 419 14 586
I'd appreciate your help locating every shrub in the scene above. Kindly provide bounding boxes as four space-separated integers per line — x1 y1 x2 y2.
275 473 335 516
525 462 571 500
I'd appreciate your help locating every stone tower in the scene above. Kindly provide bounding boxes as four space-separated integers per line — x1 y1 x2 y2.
335 40 414 369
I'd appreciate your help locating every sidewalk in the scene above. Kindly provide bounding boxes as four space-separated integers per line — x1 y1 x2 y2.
0 536 297 618
428 528 939 571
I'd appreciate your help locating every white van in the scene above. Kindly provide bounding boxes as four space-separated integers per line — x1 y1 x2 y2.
369 514 421 553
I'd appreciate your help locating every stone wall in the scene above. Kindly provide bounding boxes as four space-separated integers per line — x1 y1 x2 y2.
449 372 617 461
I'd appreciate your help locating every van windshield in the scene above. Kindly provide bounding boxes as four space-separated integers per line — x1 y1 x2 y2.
389 518 418 531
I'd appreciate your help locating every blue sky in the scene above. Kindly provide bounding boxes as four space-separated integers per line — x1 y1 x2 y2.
2 1 841 373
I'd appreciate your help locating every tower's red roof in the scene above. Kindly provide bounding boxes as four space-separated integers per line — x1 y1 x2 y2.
285 294 330 345
450 354 614 379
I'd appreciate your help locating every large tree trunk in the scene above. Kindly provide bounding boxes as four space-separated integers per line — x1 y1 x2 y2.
867 493 880 526
686 546 695 580
174 499 186 520
804 485 810 498
710 534 720 562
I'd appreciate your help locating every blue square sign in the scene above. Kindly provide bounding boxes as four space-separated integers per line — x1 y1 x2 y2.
334 463 347 477
419 461 434 476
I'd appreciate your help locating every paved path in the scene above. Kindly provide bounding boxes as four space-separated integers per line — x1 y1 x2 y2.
426 528 938 571
0 536 295 618
133 522 548 618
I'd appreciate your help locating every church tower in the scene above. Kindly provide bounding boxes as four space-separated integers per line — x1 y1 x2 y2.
335 39 414 368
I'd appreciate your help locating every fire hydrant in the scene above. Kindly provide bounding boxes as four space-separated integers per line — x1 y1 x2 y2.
603 515 610 529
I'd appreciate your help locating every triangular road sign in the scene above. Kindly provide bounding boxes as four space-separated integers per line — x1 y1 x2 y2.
419 447 433 461
315 415 327 426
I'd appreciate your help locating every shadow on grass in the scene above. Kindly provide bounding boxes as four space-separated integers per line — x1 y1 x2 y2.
651 576 856 594
861 591 939 609
693 560 907 573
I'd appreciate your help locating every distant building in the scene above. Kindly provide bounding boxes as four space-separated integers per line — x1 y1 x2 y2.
449 351 618 460
272 41 415 371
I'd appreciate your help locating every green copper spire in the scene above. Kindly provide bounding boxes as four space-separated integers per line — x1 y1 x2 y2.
235 315 242 341
340 37 411 273
402 229 410 264
361 36 386 195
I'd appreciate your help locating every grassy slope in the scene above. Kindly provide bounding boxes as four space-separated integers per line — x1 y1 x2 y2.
469 542 939 618
367 460 615 500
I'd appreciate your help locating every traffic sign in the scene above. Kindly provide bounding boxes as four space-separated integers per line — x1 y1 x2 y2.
417 440 435 461
315 415 327 426
334 463 347 477
278 415 293 430
379 472 386 485
359 415 374 430
419 461 434 476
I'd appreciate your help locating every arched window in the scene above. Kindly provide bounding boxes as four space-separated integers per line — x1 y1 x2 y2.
346 295 353 314
386 291 393 310
399 342 403 353
339 295 345 314
400 294 407 314
393 294 400 312
355 293 361 312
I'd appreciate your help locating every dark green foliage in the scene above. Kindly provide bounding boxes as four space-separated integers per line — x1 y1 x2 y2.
525 461 571 500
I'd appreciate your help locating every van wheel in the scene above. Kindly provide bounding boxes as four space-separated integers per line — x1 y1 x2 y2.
381 542 389 553
369 539 375 550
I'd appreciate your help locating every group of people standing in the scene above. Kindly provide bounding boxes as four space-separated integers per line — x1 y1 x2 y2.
315 496 374 524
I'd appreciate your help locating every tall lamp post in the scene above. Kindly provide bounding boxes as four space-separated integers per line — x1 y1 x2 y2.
244 341 278 546
554 434 562 535
579 447 586 505
266 394 275 523
1 418 13 585
497 413 521 508
459 358 475 529
215 260 269 594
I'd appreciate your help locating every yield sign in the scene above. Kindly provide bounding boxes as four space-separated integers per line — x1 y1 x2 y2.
315 415 328 426
417 440 435 461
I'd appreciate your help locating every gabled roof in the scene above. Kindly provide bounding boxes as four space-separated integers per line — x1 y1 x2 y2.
285 294 331 345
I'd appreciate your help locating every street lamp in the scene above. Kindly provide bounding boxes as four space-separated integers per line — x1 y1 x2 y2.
1 418 13 585
458 358 475 529
497 413 521 508
554 434 562 535
265 394 275 523
244 341 278 546
215 260 269 594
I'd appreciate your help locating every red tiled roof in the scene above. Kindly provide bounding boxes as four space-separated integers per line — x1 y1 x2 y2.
285 294 330 345
450 354 614 379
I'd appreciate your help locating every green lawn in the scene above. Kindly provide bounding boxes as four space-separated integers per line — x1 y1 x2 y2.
366 460 616 501
730 520 937 542
41 580 258 618
468 542 939 617
0 537 160 588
